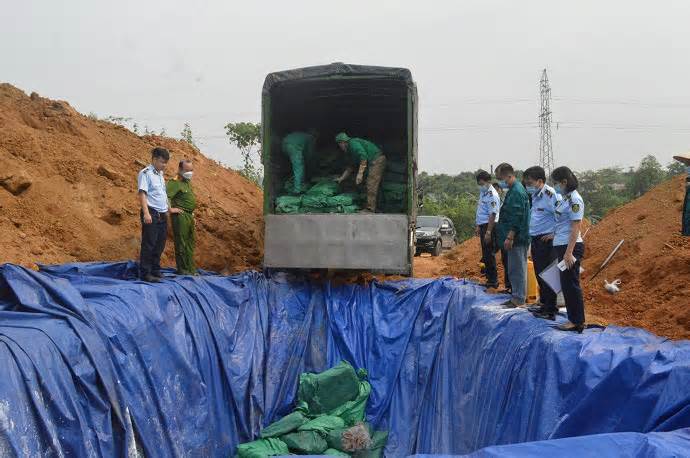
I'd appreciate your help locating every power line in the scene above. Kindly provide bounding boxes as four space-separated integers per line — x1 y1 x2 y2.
538 69 555 177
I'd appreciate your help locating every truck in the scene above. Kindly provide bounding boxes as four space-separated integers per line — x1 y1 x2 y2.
261 63 418 275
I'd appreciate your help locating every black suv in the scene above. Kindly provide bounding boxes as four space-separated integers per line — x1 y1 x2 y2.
414 216 457 257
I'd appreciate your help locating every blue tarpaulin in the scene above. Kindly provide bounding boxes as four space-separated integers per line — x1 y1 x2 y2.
0 261 689 457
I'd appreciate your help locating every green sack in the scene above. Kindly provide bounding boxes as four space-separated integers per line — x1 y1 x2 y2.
306 180 339 197
275 195 303 214
325 427 348 451
236 438 289 458
385 161 407 175
302 194 330 208
281 431 328 454
327 380 371 426
326 194 355 206
324 448 350 456
298 415 346 434
261 411 309 439
298 361 361 416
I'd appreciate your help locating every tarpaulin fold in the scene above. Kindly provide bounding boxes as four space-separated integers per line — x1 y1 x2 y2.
0 262 689 457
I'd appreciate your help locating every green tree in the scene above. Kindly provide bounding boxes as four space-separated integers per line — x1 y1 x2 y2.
628 155 665 197
180 122 197 149
420 194 477 242
225 122 262 186
667 160 687 178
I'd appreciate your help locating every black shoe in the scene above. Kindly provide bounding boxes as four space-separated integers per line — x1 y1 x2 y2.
527 304 544 313
501 299 517 308
142 274 160 283
556 322 585 334
152 273 163 280
532 309 556 321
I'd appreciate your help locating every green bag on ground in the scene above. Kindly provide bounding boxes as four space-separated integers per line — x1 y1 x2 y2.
298 361 361 416
326 193 364 207
327 380 371 426
275 195 302 214
298 415 346 434
302 194 330 208
324 448 350 456
325 427 349 451
236 438 289 458
281 431 328 454
306 180 339 197
261 411 309 439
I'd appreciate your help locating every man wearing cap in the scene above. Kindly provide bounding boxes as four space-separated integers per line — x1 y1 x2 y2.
335 132 386 212
673 152 690 236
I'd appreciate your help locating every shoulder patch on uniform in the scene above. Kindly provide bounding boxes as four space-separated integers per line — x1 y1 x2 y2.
571 203 581 213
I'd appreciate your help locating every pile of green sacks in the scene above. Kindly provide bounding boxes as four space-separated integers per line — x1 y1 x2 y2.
380 160 407 214
275 179 364 214
236 361 388 457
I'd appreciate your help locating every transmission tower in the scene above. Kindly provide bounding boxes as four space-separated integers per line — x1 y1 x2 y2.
538 69 554 178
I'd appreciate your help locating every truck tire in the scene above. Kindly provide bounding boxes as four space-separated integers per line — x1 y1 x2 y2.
432 240 442 257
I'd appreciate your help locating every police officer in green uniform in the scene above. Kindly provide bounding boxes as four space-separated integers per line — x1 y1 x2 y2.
282 130 317 194
167 159 197 275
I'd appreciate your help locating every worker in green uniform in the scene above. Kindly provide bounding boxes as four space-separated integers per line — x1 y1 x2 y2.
673 152 690 236
282 130 317 194
335 132 387 212
167 159 197 275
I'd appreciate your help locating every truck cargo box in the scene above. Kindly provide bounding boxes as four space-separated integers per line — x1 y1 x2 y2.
262 63 418 274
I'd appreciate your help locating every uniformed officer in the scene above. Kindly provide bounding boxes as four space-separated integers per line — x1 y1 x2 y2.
137 147 170 282
551 166 586 333
282 130 317 194
335 132 386 213
475 170 501 288
493 182 512 293
523 166 562 320
167 159 197 275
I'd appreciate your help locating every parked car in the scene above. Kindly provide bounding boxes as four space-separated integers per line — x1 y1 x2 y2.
415 216 457 257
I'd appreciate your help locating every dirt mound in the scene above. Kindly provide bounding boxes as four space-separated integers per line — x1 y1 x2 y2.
583 176 690 340
425 178 690 340
0 83 263 273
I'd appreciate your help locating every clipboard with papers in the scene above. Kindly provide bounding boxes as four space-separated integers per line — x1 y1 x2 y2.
538 259 585 294
539 260 563 294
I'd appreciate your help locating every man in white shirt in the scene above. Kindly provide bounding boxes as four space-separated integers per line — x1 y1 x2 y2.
137 147 170 282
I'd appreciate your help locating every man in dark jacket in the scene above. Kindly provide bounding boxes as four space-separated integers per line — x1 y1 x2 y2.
495 163 531 307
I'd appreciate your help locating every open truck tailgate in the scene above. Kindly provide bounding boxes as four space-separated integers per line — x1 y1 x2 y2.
265 214 412 274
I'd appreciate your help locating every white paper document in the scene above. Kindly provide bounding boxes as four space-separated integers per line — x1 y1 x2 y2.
540 260 585 295
540 260 562 294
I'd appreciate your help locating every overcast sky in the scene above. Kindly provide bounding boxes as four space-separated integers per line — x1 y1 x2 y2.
3 0 690 173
